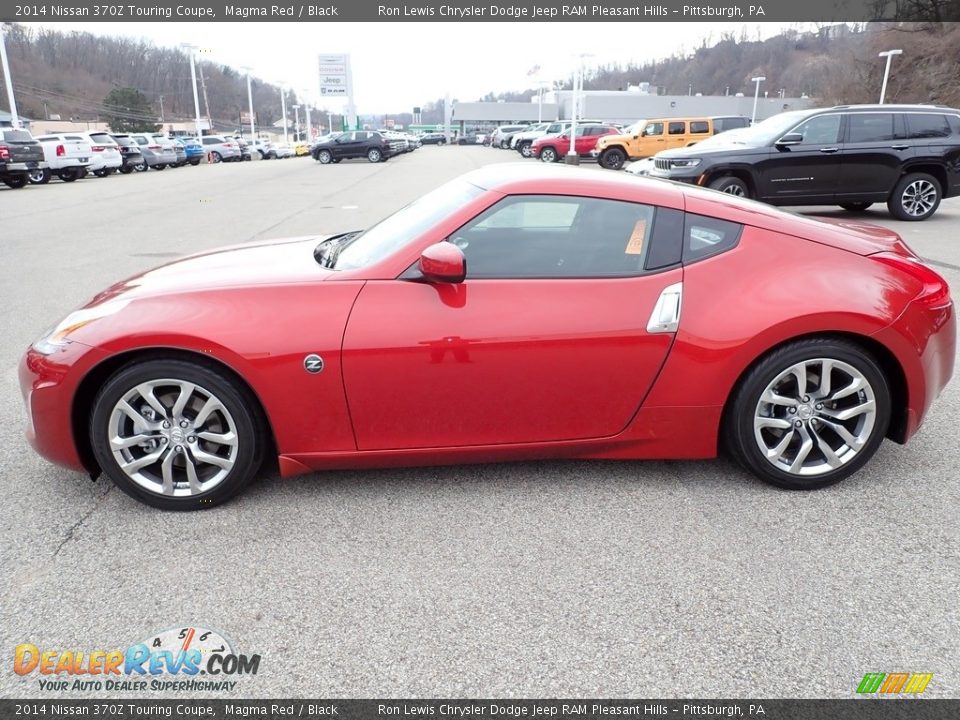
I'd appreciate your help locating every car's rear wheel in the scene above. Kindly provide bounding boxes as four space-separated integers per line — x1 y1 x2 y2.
367 148 383 163
708 176 750 197
58 168 81 182
725 338 890 490
539 147 558 163
90 359 266 511
3 174 27 188
93 169 108 177
189 159 201 166
599 147 627 170
840 202 873 212
317 149 333 164
211 151 222 164
27 168 50 184
518 141 533 158
119 166 133 174
887 172 941 221
133 161 148 172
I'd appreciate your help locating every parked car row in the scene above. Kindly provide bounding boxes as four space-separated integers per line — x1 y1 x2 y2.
310 130 417 164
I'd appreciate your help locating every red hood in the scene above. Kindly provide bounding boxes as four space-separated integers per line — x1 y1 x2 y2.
87 236 334 306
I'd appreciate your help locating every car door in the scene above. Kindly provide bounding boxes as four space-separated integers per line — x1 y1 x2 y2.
341 194 683 451
665 121 688 151
332 131 357 158
837 112 908 201
574 126 601 155
756 113 843 202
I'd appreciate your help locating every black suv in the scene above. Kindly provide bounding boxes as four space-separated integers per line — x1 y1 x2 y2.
649 104 960 221
311 131 403 164
0 128 47 189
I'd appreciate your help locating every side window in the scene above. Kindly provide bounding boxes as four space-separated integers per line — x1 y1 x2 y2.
668 122 686 135
683 214 743 264
202 138 214 145
846 113 895 143
690 121 710 134
905 113 951 139
452 196 656 278
789 115 841 144
643 122 664 137
947 114 960 135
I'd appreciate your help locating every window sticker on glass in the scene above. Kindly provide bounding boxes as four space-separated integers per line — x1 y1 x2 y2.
625 218 648 255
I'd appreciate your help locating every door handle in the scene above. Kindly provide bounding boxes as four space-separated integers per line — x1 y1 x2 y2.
819 147 839 153
891 144 909 150
647 282 683 334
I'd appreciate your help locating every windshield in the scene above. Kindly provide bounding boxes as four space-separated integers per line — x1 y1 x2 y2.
331 179 485 271
623 120 645 135
727 111 814 146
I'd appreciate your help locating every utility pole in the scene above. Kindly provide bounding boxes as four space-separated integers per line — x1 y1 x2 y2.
158 94 165 122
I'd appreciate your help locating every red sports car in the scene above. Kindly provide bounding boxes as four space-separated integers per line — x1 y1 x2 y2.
20 165 955 510
532 125 619 163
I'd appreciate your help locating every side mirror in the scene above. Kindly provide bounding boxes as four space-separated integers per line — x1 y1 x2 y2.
419 242 466 284
776 133 803 146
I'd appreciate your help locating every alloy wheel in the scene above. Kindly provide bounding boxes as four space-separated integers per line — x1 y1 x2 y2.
901 180 937 218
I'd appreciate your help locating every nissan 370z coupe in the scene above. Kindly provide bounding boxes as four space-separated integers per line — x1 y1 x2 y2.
20 165 955 510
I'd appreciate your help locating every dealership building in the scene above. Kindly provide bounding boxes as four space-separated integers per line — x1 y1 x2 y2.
452 90 815 130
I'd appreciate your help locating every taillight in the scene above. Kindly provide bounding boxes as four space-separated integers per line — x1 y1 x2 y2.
56 144 65 157
0 144 9 161
224 143 235 148
872 252 951 307
92 145 105 152
148 145 161 150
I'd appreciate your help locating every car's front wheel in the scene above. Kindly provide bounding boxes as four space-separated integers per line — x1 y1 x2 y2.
367 148 383 163
708 176 750 197
133 161 148 172
317 149 333 164
28 168 51 184
3 174 27 188
518 141 533 158
724 338 890 490
599 147 626 170
887 172 941 221
539 147 558 163
89 359 266 510
211 152 222 164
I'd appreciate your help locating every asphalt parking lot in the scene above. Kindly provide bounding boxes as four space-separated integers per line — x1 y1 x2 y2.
1 148 958 699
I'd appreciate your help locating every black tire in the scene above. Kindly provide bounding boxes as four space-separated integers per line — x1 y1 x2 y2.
887 172 941 221
367 148 383 163
119 166 133 174
189 159 201 166
539 147 558 163
332 158 341 163
153 164 166 171
89 359 267 511
58 168 81 182
28 168 51 184
211 151 222 164
708 176 750 198
317 149 333 164
840 202 873 212
133 161 148 173
518 141 533 158
599 147 627 170
3 174 27 189
93 169 109 178
724 338 890 491
439 139 446 145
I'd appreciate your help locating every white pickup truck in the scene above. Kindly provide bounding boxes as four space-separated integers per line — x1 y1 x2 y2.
31 133 93 183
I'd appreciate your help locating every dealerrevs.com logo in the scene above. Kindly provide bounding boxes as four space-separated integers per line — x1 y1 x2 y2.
856 672 933 695
13 626 261 692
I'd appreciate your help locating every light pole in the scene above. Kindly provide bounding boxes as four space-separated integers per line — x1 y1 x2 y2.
565 53 593 165
181 44 203 139
292 105 301 142
751 76 766 123
276 84 289 144
0 23 21 128
878 49 902 104
301 95 311 143
241 65 255 139
537 80 549 123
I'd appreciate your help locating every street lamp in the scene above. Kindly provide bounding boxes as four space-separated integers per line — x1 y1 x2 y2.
275 82 289 144
181 44 203 140
241 65 255 140
878 49 902 104
566 53 593 166
300 91 312 143
0 23 21 128
751 76 766 123
292 104 301 142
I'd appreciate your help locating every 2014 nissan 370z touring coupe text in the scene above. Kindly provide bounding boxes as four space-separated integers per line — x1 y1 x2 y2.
20 165 956 510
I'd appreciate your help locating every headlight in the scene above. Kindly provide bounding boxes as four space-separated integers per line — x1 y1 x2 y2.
669 159 701 169
32 300 130 355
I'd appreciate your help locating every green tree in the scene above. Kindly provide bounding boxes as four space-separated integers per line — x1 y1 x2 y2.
102 87 160 133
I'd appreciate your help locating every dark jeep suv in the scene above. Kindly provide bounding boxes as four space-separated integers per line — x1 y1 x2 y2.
649 104 960 221
311 130 403 164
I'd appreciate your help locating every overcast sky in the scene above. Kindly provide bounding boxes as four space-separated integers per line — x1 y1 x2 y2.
33 22 811 112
